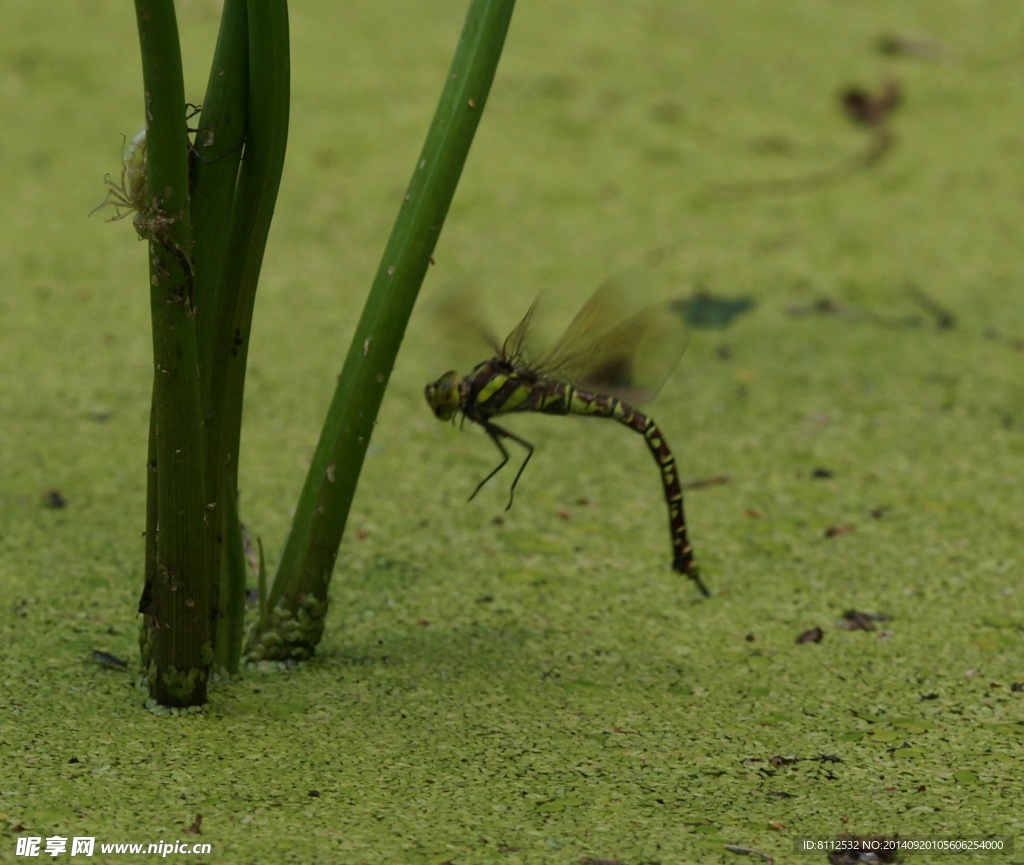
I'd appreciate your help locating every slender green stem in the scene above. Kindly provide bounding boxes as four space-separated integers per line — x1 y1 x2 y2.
138 382 158 668
212 0 290 488
250 0 516 659
208 0 290 669
219 483 247 669
190 0 251 674
134 0 212 706
193 0 249 377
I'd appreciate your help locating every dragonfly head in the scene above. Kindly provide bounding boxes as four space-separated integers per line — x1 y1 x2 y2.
425 370 460 421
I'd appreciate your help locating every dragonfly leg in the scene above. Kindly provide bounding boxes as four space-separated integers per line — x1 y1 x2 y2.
471 421 535 510
502 429 535 511
469 430 510 503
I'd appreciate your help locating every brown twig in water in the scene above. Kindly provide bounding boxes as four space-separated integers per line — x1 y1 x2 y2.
903 284 956 330
709 80 901 199
785 296 922 330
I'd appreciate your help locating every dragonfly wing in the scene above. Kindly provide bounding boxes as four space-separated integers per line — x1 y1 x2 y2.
532 281 690 405
501 297 540 362
576 304 690 404
539 282 622 361
428 287 504 357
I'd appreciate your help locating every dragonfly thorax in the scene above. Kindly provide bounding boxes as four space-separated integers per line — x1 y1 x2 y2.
424 370 461 421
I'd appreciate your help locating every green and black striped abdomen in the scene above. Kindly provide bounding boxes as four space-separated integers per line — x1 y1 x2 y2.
460 363 706 596
570 388 704 594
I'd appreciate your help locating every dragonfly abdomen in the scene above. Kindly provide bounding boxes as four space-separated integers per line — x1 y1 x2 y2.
569 389 708 597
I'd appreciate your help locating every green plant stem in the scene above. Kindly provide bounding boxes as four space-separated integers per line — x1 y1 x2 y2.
210 0 290 669
135 0 212 706
252 0 516 658
190 0 251 674
138 382 158 668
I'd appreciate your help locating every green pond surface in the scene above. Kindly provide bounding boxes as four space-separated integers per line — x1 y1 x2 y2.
1 1 1022 862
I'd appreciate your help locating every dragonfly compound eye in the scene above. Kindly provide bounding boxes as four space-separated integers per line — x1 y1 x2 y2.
425 371 460 421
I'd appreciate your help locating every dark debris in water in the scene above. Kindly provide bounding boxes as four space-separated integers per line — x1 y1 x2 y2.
839 610 892 632
91 650 129 669
675 292 757 330
841 80 901 129
724 844 775 863
682 473 731 490
706 78 901 198
876 31 950 62
42 489 67 509
786 284 956 332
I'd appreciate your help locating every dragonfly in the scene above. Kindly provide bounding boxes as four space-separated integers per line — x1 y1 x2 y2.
424 284 710 597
